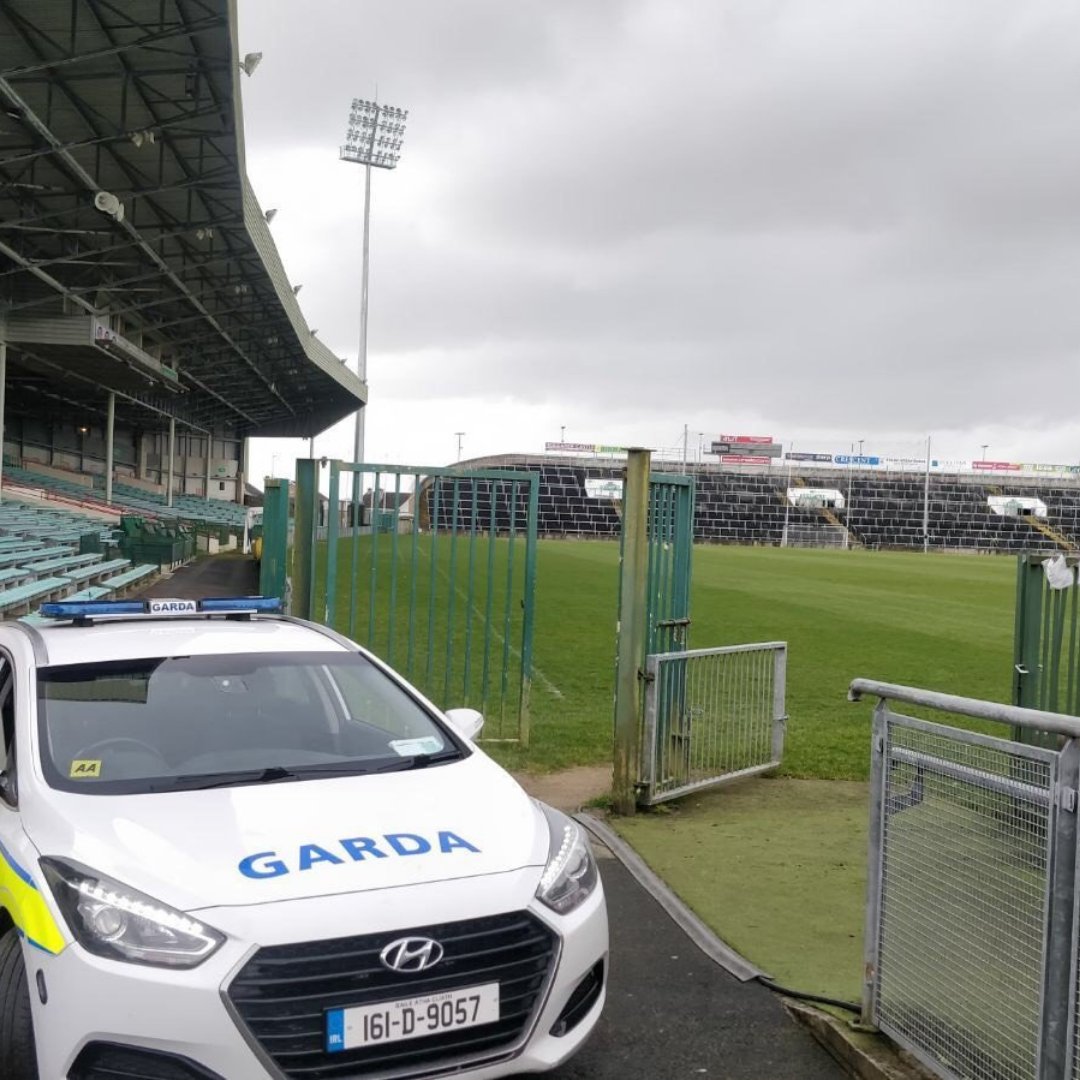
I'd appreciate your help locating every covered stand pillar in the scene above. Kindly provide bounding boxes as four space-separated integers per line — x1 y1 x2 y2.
105 391 115 505
166 417 175 508
0 334 7 505
205 433 212 500
236 436 247 506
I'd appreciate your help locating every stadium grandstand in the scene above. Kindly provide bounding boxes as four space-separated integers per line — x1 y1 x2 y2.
443 454 1080 555
0 1 364 612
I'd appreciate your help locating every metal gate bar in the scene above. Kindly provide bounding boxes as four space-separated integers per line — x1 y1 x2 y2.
640 642 787 804
316 461 539 742
645 473 693 657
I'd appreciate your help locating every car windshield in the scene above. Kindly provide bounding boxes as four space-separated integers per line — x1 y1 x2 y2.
37 650 464 795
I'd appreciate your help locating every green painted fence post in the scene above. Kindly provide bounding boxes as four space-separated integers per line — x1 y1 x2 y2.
614 448 651 815
518 472 540 748
1013 553 1054 746
292 458 320 621
259 478 289 600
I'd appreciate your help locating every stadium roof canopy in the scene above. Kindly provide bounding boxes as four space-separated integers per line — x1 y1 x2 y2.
0 0 364 439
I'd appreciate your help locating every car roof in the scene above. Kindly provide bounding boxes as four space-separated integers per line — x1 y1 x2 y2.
18 616 349 668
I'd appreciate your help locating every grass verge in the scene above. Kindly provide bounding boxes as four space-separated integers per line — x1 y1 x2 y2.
611 776 868 1004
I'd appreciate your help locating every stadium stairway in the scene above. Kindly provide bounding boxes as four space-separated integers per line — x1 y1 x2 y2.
820 505 858 547
1026 517 1073 552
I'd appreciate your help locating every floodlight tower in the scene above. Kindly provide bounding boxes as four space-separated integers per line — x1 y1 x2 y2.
340 97 409 478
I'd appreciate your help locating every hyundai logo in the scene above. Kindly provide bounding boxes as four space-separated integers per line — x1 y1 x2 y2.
379 937 445 974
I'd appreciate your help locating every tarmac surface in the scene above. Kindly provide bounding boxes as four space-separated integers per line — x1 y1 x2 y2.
140 555 847 1080
546 850 845 1080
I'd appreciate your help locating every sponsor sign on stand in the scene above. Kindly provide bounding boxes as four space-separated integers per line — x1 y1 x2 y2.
972 461 1022 471
544 442 626 455
719 434 773 444
834 455 881 466
1026 463 1080 474
880 457 926 471
785 452 833 463
713 441 783 458
721 455 771 465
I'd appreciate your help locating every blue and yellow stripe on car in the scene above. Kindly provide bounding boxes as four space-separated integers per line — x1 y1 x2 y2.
0 838 66 955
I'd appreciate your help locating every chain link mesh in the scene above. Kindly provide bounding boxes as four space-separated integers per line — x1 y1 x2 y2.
875 718 1055 1080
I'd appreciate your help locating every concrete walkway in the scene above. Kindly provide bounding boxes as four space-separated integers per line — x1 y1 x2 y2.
549 849 846 1080
138 552 259 599
138 553 846 1079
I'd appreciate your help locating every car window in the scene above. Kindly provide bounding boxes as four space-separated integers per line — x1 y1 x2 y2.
0 655 16 806
329 660 442 743
37 650 463 795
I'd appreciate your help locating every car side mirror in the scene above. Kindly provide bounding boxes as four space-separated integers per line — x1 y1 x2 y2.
444 708 484 741
0 770 15 807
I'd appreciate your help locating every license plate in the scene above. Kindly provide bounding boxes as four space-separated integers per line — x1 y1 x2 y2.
326 982 500 1053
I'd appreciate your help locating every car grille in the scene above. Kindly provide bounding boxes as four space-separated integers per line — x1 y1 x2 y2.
226 911 559 1079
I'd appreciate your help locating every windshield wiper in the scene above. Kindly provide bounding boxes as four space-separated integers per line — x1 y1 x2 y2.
374 749 462 773
157 763 379 791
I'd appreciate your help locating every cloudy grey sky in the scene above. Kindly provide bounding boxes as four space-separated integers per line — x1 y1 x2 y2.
237 0 1080 481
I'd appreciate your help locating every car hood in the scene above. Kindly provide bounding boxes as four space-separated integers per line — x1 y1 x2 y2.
25 752 550 912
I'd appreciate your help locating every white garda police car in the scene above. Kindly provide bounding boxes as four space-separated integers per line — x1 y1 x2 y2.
0 597 607 1079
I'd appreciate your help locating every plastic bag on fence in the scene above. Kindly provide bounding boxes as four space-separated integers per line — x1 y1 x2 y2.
1043 553 1076 590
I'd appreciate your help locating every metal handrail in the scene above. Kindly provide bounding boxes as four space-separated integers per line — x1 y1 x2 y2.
848 678 1080 738
650 641 787 664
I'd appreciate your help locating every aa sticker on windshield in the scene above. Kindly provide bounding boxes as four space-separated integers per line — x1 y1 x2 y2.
69 759 102 779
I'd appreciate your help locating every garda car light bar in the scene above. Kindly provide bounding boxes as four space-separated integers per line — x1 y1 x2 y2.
38 597 282 622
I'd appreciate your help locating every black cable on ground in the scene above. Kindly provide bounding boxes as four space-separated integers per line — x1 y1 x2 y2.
755 975 861 1014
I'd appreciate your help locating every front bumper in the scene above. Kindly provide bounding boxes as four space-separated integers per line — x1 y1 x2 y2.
31 869 607 1079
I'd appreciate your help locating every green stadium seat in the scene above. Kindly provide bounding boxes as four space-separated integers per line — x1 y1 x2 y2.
100 564 159 594
20 553 103 575
0 577 72 615
61 558 131 586
64 586 111 601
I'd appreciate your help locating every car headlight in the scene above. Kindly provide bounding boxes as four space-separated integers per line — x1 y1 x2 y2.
40 857 225 969
535 804 599 915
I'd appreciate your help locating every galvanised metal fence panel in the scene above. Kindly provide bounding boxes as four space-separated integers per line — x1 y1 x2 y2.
640 642 786 805
853 680 1080 1080
314 461 538 744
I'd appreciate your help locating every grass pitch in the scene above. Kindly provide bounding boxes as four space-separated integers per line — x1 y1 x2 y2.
328 537 1017 779
519 542 1016 777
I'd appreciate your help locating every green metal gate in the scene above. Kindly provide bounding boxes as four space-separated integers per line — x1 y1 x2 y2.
644 473 694 656
258 477 290 601
293 459 539 744
1013 553 1080 726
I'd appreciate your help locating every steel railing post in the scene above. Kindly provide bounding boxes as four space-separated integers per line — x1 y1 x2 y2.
862 699 888 1027
1040 738 1079 1080
771 644 788 764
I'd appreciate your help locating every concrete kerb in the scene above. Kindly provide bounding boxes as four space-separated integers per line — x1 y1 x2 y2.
576 811 932 1080
574 811 762 982
784 1003 938 1080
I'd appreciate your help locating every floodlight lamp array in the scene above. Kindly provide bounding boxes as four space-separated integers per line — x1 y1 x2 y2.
340 98 409 170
